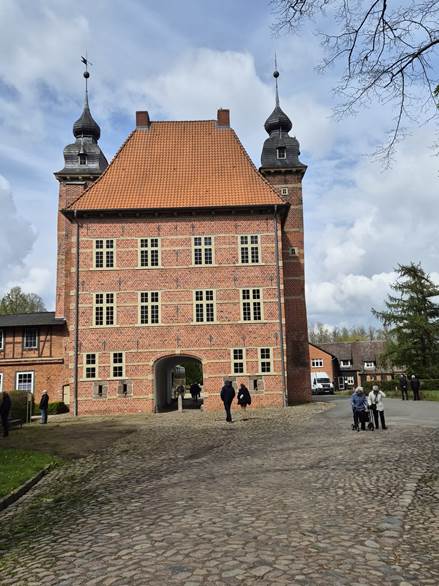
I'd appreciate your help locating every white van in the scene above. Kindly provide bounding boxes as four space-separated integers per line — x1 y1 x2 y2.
310 372 334 395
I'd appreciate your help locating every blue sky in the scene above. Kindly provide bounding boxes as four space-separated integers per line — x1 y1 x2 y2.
1 0 438 327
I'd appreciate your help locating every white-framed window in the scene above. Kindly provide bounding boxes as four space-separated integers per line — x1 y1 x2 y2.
16 371 34 392
0 373 3 393
259 348 272 373
84 353 98 379
340 359 352 368
241 289 262 321
364 361 376 369
94 293 115 326
94 239 114 269
139 238 160 268
111 352 125 378
0 329 3 351
231 348 246 374
239 235 260 264
23 328 38 349
194 290 215 323
345 376 355 386
139 292 160 325
281 187 289 196
277 146 286 159
193 236 213 265
311 358 323 368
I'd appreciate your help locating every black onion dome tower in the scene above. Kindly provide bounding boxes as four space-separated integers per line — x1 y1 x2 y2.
261 69 305 170
55 66 108 181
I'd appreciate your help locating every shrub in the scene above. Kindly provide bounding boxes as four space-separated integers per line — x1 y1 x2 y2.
0 391 32 422
33 401 69 415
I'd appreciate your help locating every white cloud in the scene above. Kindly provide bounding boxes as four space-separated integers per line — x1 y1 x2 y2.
0 175 36 290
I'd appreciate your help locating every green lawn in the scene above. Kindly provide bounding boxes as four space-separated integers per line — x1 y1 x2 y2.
0 449 60 498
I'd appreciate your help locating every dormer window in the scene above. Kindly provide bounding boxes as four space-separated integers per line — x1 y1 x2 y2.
79 153 87 165
277 146 286 159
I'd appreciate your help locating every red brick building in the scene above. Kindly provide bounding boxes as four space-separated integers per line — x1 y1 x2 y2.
6 69 311 415
0 312 65 403
308 343 336 383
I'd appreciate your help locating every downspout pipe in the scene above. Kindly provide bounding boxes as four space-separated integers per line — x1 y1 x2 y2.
273 205 288 407
72 211 80 417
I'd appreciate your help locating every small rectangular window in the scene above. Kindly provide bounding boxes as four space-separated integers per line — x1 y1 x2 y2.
194 290 215 323
23 328 38 349
93 382 108 399
231 348 245 374
277 146 286 159
16 371 34 392
84 353 98 379
239 235 260 264
241 289 262 321
79 153 87 165
94 239 114 269
281 187 289 196
340 359 352 368
259 348 272 373
139 238 160 268
311 358 323 368
193 236 214 266
94 293 115 326
112 352 125 378
140 291 160 325
0 329 3 351
364 361 375 369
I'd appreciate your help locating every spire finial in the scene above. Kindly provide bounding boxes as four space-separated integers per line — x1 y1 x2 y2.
273 53 280 107
81 53 92 106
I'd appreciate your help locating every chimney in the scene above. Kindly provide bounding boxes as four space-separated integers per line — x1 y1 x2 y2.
217 109 230 127
136 111 151 129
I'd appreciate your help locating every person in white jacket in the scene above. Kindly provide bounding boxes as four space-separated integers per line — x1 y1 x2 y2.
368 385 387 430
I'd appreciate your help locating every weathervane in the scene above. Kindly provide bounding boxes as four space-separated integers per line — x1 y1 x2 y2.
81 53 93 94
274 53 280 107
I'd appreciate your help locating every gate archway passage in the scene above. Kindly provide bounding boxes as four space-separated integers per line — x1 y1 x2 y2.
154 355 203 413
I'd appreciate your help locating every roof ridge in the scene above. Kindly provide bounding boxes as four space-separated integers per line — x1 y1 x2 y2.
65 129 137 211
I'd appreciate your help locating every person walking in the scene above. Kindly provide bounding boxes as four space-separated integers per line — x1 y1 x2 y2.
0 391 12 438
190 382 201 404
351 387 368 431
220 380 235 423
175 384 185 399
410 375 421 401
237 383 251 419
399 374 409 401
367 384 387 430
39 390 49 424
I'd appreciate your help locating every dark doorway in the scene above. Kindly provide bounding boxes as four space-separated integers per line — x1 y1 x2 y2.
154 355 203 413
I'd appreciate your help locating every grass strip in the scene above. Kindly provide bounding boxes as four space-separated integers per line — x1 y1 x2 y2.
0 448 60 498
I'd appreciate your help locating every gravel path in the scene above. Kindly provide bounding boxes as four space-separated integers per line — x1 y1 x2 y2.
0 400 438 585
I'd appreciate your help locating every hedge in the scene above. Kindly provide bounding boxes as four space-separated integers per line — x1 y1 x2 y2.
0 391 32 422
362 379 439 392
33 401 69 416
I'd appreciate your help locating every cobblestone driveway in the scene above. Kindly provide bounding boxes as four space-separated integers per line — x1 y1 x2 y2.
0 401 438 585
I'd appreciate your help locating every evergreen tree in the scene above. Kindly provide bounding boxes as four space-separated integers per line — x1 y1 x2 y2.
372 263 439 377
0 287 46 315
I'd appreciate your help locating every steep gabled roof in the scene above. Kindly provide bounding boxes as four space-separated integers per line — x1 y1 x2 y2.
66 120 285 212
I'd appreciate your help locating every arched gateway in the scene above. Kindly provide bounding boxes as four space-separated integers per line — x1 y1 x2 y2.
153 355 203 413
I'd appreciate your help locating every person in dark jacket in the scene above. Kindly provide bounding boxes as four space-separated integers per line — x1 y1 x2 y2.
0 391 12 437
410 375 421 400
351 387 368 431
190 382 201 404
220 380 235 422
399 374 408 400
237 383 251 419
39 390 49 424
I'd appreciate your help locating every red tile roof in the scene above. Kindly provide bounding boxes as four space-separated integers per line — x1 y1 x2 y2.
67 120 284 211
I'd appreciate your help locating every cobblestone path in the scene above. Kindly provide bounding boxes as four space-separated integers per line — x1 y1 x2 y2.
0 402 438 585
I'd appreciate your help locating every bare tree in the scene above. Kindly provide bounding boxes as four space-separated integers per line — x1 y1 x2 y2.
272 0 439 162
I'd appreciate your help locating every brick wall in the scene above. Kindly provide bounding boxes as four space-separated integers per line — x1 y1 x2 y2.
0 325 65 402
261 170 311 403
63 214 287 414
